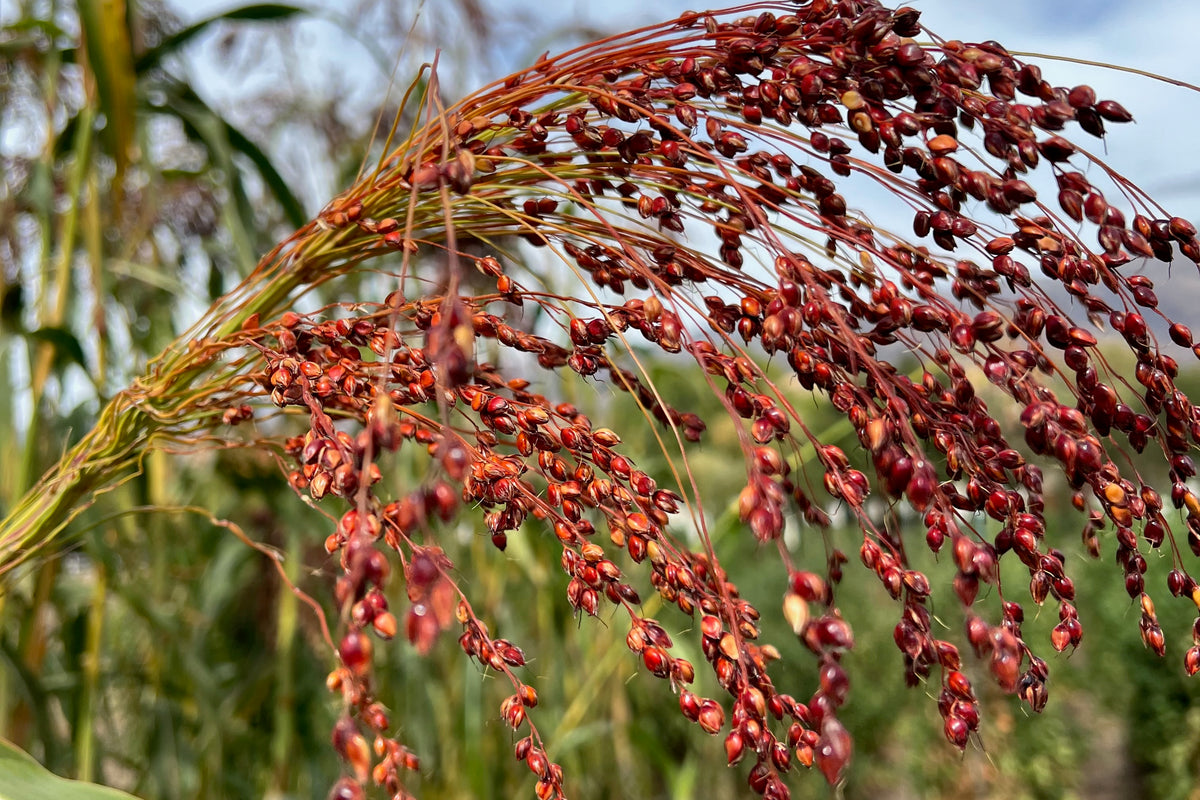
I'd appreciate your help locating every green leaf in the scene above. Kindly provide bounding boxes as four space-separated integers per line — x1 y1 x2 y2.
0 18 71 57
134 4 305 74
150 82 307 241
0 739 141 799
223 121 308 228
25 327 88 372
76 0 137 182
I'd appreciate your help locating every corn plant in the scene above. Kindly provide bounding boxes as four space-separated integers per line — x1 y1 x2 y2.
4 1 1200 798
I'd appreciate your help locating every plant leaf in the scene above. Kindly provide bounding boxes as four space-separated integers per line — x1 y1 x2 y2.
25 327 88 373
76 0 137 184
134 4 305 74
150 82 307 243
0 739 141 799
156 87 257 270
222 121 308 229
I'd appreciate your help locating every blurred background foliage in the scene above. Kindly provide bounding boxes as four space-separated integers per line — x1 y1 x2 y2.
0 1 1198 799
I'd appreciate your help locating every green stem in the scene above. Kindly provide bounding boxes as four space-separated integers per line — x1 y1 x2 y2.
269 529 300 794
74 560 106 781
8 99 90 737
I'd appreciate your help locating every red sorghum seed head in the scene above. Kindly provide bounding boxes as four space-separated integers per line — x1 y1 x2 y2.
206 6 1200 797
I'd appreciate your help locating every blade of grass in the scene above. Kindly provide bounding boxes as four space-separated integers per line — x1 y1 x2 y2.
133 4 305 74
72 560 106 782
76 0 136 193
268 528 299 794
223 121 308 229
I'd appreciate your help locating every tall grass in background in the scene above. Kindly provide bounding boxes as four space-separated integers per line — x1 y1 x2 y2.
3 1 1200 798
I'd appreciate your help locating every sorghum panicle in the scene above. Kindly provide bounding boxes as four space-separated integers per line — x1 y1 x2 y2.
213 1 1200 795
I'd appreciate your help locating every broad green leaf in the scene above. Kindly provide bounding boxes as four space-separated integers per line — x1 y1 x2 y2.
134 4 305 74
24 327 88 373
0 739 141 799
76 0 137 184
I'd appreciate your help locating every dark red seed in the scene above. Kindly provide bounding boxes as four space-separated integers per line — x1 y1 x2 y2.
1169 217 1197 239
1058 189 1083 221
1185 646 1200 676
944 716 970 750
1132 285 1158 308
1170 323 1193 347
1067 85 1096 109
814 718 852 785
1095 99 1133 122
724 731 746 765
339 632 372 675
697 699 725 734
1038 136 1076 162
642 645 671 677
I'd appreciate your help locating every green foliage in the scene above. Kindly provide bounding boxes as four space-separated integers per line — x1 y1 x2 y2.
0 739 139 800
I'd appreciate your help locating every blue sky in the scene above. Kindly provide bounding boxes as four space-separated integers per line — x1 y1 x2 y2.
531 0 1200 208
170 0 1200 216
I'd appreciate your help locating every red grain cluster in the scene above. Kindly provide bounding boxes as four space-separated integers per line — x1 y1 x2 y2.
218 1 1200 796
